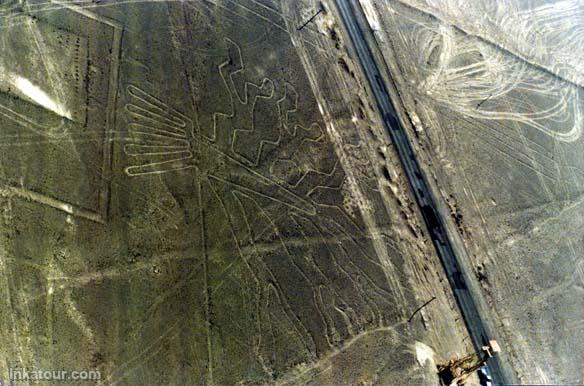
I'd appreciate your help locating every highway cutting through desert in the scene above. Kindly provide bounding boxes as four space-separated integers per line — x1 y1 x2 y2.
333 0 518 384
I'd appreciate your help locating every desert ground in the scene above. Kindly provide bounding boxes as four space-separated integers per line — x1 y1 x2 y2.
0 0 483 385
359 0 583 383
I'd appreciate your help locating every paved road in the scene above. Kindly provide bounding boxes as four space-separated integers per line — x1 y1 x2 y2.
333 0 516 384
